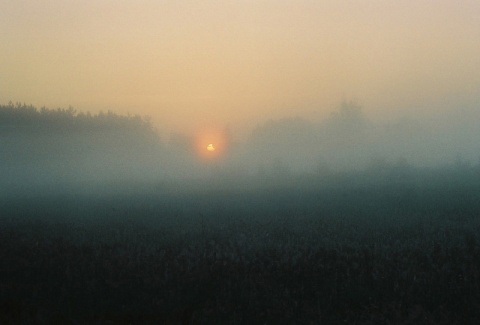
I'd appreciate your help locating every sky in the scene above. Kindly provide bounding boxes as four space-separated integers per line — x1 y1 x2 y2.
1 0 480 137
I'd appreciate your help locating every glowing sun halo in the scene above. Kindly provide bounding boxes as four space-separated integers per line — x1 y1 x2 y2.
206 144 215 152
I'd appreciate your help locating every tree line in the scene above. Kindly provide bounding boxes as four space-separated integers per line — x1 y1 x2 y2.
0 102 158 138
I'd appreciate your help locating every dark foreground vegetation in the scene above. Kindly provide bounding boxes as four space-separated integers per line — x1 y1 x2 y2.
1 169 480 324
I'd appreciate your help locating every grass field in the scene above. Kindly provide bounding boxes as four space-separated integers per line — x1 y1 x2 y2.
1 167 480 324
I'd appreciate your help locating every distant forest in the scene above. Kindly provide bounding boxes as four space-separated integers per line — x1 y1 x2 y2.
0 102 162 188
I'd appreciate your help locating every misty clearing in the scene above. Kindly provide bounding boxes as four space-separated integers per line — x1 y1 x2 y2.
1 103 480 324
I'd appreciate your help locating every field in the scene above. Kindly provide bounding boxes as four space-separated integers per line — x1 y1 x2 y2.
1 167 480 324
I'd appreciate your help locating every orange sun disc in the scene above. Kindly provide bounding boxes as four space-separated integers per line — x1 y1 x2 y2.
207 144 215 151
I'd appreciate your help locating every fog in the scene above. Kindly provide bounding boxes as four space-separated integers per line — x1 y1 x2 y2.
3 1 480 321
3 101 480 323
1 101 479 196
242 101 480 173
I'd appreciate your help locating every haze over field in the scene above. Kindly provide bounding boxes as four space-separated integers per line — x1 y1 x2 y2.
1 101 479 194
1 0 479 136
3 3 480 323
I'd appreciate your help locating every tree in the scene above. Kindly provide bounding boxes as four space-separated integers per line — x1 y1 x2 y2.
322 100 369 146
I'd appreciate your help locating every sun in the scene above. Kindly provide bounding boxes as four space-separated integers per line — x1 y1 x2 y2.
206 143 215 152
195 129 227 159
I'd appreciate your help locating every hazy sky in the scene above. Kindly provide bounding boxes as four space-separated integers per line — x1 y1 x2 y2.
1 0 479 136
